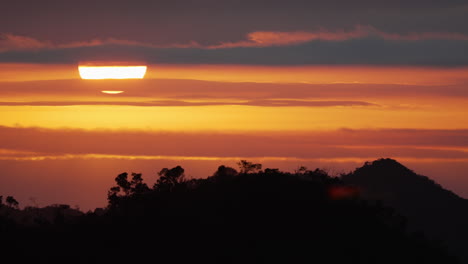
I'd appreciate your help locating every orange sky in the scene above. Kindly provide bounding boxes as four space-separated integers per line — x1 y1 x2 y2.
2 63 468 84
1 63 468 210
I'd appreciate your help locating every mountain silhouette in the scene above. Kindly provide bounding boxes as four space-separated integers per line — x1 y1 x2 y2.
342 158 468 263
0 159 461 263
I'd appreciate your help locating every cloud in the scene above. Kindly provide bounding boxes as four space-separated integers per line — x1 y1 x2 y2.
0 99 377 108
210 26 468 48
2 25 468 66
1 34 467 65
0 126 468 159
0 33 50 52
380 31 468 41
3 26 468 53
2 79 468 100
209 28 370 48
0 33 164 52
2 0 468 47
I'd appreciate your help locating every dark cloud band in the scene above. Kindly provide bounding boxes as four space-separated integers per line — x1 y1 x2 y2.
1 37 467 66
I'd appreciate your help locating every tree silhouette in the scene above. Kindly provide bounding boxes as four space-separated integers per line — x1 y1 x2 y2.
212 165 238 179
303 168 331 182
130 173 150 194
5 196 19 209
294 166 308 174
107 186 121 206
264 168 280 174
237 160 262 174
154 166 185 191
114 172 131 195
107 172 151 206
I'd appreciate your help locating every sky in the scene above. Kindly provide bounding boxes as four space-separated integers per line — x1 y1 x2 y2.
1 0 468 211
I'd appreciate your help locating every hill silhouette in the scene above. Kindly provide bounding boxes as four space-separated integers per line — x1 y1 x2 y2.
0 159 460 263
342 158 468 263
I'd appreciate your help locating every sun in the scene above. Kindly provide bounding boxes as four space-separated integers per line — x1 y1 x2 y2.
78 65 147 79
101 90 124 94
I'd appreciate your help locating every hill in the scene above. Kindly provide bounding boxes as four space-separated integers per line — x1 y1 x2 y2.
0 160 459 263
342 158 468 263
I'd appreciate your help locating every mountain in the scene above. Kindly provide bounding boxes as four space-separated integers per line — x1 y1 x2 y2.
342 158 468 263
0 163 457 263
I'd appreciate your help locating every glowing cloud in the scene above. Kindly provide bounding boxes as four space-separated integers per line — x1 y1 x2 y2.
78 66 147 79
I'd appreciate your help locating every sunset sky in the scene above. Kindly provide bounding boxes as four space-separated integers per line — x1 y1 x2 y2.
1 0 468 210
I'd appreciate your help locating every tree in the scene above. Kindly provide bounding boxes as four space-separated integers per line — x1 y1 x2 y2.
213 165 238 179
237 160 262 174
115 172 131 195
107 172 151 206
154 166 185 191
303 168 330 182
130 173 150 194
6 196 19 209
107 186 121 205
294 166 308 174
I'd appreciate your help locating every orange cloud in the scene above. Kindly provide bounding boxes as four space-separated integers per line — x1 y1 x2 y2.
0 100 377 108
0 33 161 52
1 126 468 158
0 33 50 52
3 64 468 85
210 26 468 48
210 27 370 48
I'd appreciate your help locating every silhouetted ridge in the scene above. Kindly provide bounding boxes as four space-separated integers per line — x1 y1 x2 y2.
342 158 468 263
356 158 414 175
348 158 431 184
0 160 461 263
342 158 460 202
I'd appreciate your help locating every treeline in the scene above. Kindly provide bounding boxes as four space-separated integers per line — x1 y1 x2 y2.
0 160 459 263
0 195 19 208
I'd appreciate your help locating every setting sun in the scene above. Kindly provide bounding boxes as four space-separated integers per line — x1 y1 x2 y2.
78 65 147 79
101 90 124 94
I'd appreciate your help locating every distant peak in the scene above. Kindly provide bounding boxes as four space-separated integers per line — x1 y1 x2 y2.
353 158 414 177
365 158 406 169
343 158 464 207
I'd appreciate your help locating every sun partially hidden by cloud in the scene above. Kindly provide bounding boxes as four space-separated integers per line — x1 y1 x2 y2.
78 65 147 80
101 91 124 95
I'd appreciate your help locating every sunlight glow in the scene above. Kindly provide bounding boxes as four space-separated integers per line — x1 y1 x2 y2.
101 90 124 94
78 66 147 79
